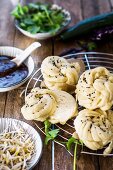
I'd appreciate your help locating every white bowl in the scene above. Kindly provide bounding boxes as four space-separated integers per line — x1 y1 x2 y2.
0 46 34 92
0 118 43 169
15 4 71 40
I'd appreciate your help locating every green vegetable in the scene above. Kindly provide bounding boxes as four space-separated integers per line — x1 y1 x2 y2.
78 40 97 51
73 143 77 170
44 120 51 133
60 12 113 40
44 120 59 145
11 3 66 34
65 137 83 170
87 42 97 51
35 120 83 170
66 137 77 151
66 137 83 151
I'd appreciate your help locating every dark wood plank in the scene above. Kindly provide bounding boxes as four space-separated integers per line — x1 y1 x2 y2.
10 7 52 170
0 1 16 116
54 0 82 56
109 0 113 8
0 0 53 170
77 154 100 170
99 157 113 170
53 0 101 170
0 0 16 46
95 0 113 54
82 2 113 170
53 0 83 170
54 143 73 170
13 29 52 63
0 93 7 117
94 2 113 170
98 0 111 13
75 0 107 170
4 89 52 170
1 1 113 170
81 0 99 18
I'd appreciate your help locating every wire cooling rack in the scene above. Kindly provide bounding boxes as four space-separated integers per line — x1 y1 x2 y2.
23 52 113 157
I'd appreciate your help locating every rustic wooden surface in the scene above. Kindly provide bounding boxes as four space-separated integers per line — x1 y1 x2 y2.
0 0 113 170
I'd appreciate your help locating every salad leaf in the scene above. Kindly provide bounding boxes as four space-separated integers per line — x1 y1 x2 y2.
11 3 66 34
87 42 97 51
11 3 24 19
66 137 84 151
44 120 59 145
48 129 59 138
65 137 84 170
73 142 78 170
44 120 51 134
28 3 40 10
45 129 60 145
66 137 76 151
27 26 40 34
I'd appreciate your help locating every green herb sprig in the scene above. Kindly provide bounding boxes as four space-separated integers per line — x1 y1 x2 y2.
42 120 84 170
11 3 66 34
65 137 83 170
44 120 59 145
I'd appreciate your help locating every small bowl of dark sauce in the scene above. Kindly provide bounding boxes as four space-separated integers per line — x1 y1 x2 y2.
0 47 34 92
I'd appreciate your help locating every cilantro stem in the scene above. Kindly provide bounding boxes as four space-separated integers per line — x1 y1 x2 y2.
44 8 53 25
73 142 77 170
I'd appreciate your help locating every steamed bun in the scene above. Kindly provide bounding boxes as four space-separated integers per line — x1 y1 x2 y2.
21 88 78 124
74 109 113 153
76 67 113 110
41 56 80 91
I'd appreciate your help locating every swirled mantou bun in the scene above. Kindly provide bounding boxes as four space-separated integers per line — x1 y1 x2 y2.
41 56 81 91
21 88 78 124
21 88 56 122
76 67 113 110
74 109 113 153
49 90 78 124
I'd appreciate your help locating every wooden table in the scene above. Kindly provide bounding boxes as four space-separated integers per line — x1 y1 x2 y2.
1 0 113 169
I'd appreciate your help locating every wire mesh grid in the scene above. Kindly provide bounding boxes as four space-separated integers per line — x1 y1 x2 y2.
23 52 113 156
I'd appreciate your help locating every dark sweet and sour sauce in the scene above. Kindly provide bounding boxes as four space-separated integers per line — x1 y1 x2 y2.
0 56 28 88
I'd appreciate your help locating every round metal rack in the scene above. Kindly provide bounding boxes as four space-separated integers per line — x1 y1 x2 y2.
23 52 113 156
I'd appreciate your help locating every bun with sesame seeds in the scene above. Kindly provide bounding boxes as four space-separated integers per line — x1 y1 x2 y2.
74 109 113 154
41 56 81 92
21 87 78 124
76 67 113 110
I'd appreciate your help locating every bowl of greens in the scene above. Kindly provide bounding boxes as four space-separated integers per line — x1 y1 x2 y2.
11 3 71 40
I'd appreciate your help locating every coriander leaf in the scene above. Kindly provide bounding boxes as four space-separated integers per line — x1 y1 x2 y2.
66 137 84 151
73 143 77 170
87 42 97 51
11 5 20 19
11 4 24 19
23 18 34 25
18 3 24 15
11 2 66 34
44 120 51 134
20 22 26 28
45 135 53 145
45 129 59 145
28 3 39 10
44 120 59 145
43 6 54 25
23 6 29 13
66 137 76 151
79 140 84 150
48 129 59 138
27 25 40 34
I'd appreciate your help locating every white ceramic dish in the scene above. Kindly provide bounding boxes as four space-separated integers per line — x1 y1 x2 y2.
0 118 43 169
0 46 34 92
15 4 71 40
